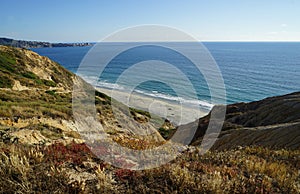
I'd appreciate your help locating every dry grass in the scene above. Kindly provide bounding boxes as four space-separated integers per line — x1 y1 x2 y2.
0 90 72 120
2 141 298 193
0 143 71 193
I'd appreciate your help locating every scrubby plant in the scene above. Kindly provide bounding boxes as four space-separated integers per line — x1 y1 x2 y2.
95 165 118 193
0 143 71 193
0 141 299 193
45 141 93 166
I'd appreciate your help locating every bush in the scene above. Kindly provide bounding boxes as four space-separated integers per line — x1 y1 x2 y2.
46 90 56 96
21 71 38 79
0 74 13 88
43 79 57 87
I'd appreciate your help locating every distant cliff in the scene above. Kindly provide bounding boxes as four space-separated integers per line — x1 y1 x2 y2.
0 37 93 48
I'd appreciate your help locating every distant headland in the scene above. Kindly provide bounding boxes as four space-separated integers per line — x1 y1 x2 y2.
0 37 93 48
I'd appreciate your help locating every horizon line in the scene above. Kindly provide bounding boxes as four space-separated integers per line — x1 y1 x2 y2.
1 36 300 43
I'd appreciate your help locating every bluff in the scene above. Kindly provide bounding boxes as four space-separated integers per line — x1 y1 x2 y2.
187 92 300 150
0 45 164 145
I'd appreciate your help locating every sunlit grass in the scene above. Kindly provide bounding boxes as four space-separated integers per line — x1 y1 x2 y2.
0 142 298 193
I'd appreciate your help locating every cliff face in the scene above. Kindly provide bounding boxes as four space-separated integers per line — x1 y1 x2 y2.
0 45 164 145
0 45 79 144
0 45 74 90
189 92 300 150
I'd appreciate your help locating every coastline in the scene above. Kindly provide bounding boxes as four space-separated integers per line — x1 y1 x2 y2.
95 87 210 125
0 37 93 49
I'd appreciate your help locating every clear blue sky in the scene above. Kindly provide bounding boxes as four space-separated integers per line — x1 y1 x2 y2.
1 0 299 42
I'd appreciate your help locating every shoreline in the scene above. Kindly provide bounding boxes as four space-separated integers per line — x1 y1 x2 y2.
95 87 210 125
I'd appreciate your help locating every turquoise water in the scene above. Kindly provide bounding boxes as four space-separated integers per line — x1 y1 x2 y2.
32 42 300 110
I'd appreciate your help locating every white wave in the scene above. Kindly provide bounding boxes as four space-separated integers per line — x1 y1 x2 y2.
96 81 125 90
133 89 214 110
81 77 214 111
77 74 99 86
77 75 125 90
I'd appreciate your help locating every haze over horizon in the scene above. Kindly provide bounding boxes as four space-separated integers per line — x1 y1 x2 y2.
1 0 300 42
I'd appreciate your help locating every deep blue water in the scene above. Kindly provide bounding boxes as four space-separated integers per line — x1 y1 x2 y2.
31 42 300 109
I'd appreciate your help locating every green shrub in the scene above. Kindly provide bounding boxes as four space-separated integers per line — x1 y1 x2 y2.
45 90 56 96
21 71 38 79
158 127 176 139
0 74 13 88
43 79 57 87
0 51 17 73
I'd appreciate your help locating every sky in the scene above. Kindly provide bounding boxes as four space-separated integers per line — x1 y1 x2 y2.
1 0 299 42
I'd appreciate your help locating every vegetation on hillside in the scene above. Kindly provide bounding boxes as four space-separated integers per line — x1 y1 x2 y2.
0 45 299 193
0 48 59 88
0 142 299 193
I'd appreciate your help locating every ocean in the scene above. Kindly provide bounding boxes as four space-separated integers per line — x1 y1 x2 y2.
31 42 300 112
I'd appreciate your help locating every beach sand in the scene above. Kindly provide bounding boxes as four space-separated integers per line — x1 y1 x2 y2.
96 87 210 125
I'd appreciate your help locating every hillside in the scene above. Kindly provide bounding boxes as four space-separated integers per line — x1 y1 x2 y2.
188 92 300 149
0 45 166 144
0 45 299 193
0 45 78 144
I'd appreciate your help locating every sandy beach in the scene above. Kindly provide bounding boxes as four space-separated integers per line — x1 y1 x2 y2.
96 87 210 125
